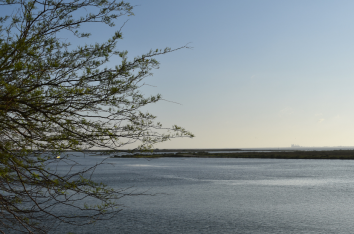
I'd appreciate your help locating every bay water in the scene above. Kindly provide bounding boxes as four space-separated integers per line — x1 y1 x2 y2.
54 156 354 233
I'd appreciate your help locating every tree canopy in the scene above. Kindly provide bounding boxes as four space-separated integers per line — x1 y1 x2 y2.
0 0 193 232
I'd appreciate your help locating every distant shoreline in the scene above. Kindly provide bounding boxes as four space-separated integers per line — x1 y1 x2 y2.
115 150 354 160
81 147 354 153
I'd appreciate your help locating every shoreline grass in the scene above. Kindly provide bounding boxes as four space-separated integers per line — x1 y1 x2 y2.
115 150 354 160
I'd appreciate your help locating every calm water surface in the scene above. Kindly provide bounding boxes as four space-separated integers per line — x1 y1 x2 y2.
55 156 354 233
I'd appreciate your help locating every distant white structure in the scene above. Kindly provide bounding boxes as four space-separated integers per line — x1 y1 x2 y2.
291 144 301 148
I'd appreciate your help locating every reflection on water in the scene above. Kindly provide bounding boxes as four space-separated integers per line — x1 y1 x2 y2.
52 157 354 234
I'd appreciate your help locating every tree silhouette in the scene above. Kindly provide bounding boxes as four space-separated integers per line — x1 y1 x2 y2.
0 0 193 232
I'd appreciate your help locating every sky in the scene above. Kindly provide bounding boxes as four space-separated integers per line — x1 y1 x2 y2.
3 0 354 148
114 0 354 149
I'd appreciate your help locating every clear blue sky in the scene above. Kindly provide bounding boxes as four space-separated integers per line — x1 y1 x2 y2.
118 0 354 148
4 0 354 148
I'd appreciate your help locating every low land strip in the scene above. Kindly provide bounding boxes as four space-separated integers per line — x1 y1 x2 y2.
117 150 354 160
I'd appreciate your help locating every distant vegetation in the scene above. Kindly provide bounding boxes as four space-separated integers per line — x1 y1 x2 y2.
117 150 354 160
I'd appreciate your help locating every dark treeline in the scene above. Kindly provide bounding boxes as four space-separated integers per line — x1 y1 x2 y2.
117 150 354 159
